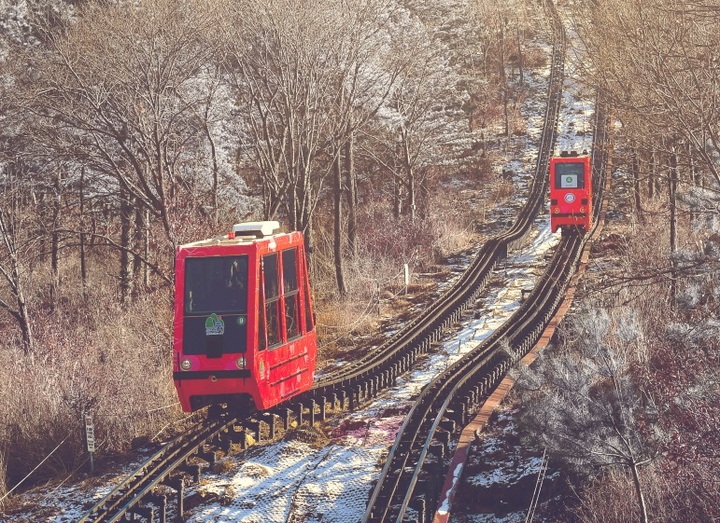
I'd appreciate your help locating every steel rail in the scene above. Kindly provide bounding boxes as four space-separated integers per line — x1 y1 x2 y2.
362 98 611 523
363 231 583 522
310 0 566 402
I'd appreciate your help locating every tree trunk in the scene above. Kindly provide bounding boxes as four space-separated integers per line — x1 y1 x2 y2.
333 148 347 295
79 167 88 293
50 171 61 308
648 147 656 199
669 147 678 308
211 134 219 224
402 128 416 221
499 24 509 136
393 164 402 219
686 142 698 227
144 208 150 287
119 189 134 305
304 221 315 280
205 104 220 224
345 128 358 257
133 203 144 289
516 26 524 86
0 204 35 356
15 291 34 357
419 179 430 219
630 461 649 523
631 149 643 222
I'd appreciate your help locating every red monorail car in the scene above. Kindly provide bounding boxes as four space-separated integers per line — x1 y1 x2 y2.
172 221 317 413
549 151 592 233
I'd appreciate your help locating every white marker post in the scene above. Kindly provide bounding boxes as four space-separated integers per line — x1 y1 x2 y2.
84 412 95 474
403 263 410 294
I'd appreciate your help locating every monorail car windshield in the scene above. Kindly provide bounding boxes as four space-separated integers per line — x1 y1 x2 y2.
183 256 249 357
554 162 586 189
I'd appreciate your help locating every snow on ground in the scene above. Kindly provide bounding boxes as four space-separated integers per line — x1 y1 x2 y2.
8 448 165 523
452 6 597 523
9 211 558 523
187 442 384 523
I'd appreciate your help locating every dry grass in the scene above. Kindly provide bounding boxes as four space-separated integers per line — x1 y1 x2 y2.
0 91 509 506
0 266 179 495
569 469 645 523
523 45 549 69
0 195 481 499
310 191 488 367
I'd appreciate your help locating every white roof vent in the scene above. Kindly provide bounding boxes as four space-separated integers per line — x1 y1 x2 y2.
232 221 281 238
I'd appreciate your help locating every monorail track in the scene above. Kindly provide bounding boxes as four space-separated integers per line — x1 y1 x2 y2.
78 0 571 520
303 0 566 410
363 231 584 523
77 416 236 523
362 98 611 523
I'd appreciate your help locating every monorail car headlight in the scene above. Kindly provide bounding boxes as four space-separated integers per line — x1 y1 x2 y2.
180 359 192 371
236 357 247 369
564 193 576 203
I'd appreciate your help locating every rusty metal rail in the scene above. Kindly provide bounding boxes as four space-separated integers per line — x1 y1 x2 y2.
361 97 611 523
362 231 584 522
303 0 567 414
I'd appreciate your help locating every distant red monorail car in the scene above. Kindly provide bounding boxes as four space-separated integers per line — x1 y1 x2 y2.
549 151 592 233
173 221 317 413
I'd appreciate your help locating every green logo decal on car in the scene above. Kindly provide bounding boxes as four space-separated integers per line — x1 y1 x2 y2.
205 313 225 336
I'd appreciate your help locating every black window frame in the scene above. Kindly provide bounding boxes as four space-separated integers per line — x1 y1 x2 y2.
260 247 308 350
262 252 282 349
282 248 301 341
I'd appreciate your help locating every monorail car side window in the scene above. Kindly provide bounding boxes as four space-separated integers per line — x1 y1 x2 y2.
282 248 298 293
555 162 585 189
258 302 267 351
283 248 301 340
262 253 282 348
303 251 314 333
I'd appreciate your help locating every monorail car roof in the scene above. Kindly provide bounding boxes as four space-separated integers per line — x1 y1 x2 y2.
178 221 287 249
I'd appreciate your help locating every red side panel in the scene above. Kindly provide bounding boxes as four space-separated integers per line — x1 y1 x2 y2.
254 333 317 409
254 239 316 408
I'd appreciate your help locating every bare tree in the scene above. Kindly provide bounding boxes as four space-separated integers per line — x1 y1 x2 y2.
16 0 225 300
517 309 660 523
362 18 460 222
574 0 720 311
0 174 36 354
224 0 405 293
577 0 720 188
